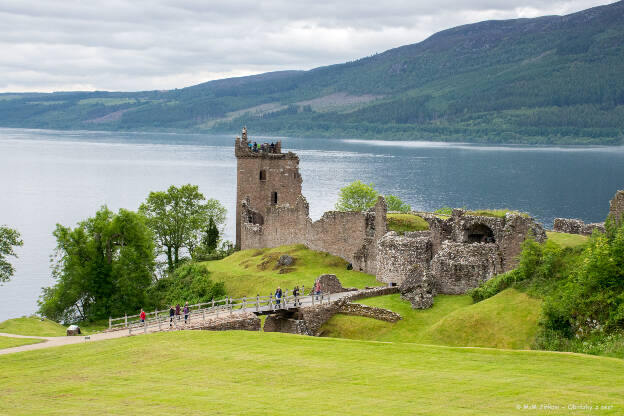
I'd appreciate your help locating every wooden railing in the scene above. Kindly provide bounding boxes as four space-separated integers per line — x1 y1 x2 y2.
108 288 335 334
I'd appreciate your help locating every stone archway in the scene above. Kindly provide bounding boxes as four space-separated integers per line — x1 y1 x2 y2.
463 223 495 244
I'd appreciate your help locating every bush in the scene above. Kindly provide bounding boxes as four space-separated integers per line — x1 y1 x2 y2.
148 263 226 308
385 195 411 213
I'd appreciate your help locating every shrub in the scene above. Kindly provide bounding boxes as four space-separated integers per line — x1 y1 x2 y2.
148 263 226 308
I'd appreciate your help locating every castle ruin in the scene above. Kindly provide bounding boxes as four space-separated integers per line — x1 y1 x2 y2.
235 129 548 306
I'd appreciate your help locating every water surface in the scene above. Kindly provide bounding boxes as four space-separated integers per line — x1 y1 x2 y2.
1 128 623 319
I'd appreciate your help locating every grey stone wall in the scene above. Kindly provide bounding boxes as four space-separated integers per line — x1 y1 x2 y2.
190 312 261 332
337 302 401 322
376 231 432 284
553 218 605 235
609 190 624 226
430 242 503 294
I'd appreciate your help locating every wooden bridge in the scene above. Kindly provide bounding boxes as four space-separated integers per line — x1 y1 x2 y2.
108 290 348 336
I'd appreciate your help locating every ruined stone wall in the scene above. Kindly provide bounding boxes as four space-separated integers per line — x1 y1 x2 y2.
189 312 261 332
553 218 606 235
609 190 624 226
337 303 401 322
241 195 387 275
376 231 432 284
430 242 503 294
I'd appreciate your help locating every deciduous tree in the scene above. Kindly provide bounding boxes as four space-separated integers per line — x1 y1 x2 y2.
335 180 379 212
0 225 23 283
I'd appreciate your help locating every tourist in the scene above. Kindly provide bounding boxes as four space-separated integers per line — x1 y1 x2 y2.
140 308 146 324
169 305 175 327
275 286 283 307
293 285 300 306
183 302 190 324
253 142 258 152
175 303 181 321
314 280 322 299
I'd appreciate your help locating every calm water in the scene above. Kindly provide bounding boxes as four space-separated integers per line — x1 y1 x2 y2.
1 128 623 320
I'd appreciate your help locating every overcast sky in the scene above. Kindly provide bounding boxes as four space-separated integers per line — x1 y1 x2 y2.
0 0 613 93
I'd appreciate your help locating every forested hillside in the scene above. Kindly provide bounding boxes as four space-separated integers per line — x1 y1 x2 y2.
1 1 624 144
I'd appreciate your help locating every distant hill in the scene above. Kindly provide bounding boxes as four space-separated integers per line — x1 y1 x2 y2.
1 1 623 144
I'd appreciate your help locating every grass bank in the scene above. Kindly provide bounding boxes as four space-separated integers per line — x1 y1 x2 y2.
386 213 429 234
201 244 378 297
0 331 622 415
0 316 66 337
0 336 43 349
321 289 541 349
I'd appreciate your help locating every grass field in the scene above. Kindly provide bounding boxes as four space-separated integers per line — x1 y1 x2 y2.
386 213 429 234
546 231 590 249
202 244 378 297
0 336 43 349
321 289 541 349
466 209 528 218
0 317 67 337
0 331 621 415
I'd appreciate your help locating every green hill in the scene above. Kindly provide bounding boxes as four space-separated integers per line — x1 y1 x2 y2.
321 289 541 349
1 331 622 415
1 1 624 144
0 316 67 337
201 244 378 298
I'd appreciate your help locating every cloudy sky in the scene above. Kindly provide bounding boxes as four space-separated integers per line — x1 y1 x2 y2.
0 0 613 93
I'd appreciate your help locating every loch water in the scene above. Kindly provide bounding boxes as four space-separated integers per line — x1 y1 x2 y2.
1 127 623 319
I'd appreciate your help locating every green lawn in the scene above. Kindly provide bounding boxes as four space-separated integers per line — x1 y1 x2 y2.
0 336 43 349
466 209 528 218
202 244 378 297
0 331 622 415
546 231 589 249
321 289 541 349
386 213 429 234
0 317 66 337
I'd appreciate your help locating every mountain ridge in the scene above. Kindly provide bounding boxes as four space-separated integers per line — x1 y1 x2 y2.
1 1 623 144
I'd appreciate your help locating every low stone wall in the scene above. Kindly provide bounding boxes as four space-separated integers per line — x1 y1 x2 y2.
263 314 309 335
340 285 399 301
337 302 401 322
190 312 261 332
553 218 605 236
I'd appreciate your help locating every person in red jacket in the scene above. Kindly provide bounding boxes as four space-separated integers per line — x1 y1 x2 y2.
140 309 146 324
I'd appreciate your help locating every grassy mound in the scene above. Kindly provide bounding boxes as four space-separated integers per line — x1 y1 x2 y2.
386 213 429 234
202 244 378 297
1 331 622 415
466 209 528 218
0 317 66 337
546 231 589 249
0 336 43 349
321 289 541 349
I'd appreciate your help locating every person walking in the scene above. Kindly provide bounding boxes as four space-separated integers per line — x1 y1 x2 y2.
293 285 300 306
183 302 190 324
169 305 175 327
314 280 322 300
140 308 146 324
275 287 283 308
175 304 181 322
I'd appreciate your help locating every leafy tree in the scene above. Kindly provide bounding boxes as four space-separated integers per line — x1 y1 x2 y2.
203 217 219 253
335 180 379 212
139 184 226 271
385 195 411 213
0 225 23 283
38 207 155 322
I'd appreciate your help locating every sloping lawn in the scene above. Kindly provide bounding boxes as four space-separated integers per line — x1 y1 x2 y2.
546 231 589 249
0 331 622 415
321 289 541 349
0 317 66 337
0 336 44 349
202 244 378 297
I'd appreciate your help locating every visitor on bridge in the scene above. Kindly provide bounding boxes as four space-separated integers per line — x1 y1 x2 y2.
175 304 181 321
275 287 283 307
169 305 175 327
293 285 300 306
314 280 322 299
140 309 146 324
183 302 190 324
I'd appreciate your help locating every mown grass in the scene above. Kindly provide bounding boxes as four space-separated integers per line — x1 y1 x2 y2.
321 289 541 349
201 244 378 297
0 330 622 415
386 213 429 234
0 316 66 337
546 231 589 249
0 336 43 349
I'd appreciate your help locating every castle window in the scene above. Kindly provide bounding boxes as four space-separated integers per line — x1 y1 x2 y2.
259 170 267 181
271 192 278 205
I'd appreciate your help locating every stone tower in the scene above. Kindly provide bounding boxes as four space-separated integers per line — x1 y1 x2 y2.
235 127 302 247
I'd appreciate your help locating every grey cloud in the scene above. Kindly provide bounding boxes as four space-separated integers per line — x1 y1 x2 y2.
0 0 613 92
